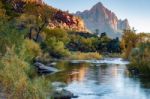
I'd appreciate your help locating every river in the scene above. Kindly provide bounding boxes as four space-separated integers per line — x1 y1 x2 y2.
48 58 150 99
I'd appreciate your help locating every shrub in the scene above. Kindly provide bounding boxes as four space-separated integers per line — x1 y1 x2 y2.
20 39 42 62
26 77 51 99
36 52 52 63
44 28 69 44
128 42 150 75
45 37 70 58
0 19 27 55
121 29 139 59
67 34 98 52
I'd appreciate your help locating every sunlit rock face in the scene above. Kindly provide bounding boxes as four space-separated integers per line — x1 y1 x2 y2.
23 0 43 4
76 2 130 38
49 11 88 32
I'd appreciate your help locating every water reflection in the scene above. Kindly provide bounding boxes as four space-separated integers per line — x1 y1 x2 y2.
66 64 87 83
49 59 150 99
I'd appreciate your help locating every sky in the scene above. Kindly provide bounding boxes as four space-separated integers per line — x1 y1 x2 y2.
44 0 150 33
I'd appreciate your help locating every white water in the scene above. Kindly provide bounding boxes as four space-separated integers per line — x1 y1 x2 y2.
70 58 129 65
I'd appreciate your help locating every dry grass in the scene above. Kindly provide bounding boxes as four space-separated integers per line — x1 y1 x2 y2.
69 52 102 60
0 47 51 99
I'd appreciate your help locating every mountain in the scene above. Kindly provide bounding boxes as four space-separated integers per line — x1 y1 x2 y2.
75 2 130 38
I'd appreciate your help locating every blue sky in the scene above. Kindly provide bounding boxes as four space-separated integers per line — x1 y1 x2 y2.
44 0 150 33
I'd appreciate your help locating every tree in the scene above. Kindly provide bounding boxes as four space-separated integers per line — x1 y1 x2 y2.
97 33 111 52
0 1 6 17
95 29 99 36
107 37 121 53
121 29 139 59
45 37 70 58
44 28 69 44
100 32 107 38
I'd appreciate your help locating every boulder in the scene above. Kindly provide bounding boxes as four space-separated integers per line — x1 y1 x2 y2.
34 62 59 74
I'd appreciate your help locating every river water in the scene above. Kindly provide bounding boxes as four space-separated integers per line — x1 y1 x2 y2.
49 58 150 99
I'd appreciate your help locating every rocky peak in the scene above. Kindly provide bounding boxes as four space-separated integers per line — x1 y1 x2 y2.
75 2 130 38
91 2 103 10
118 19 130 30
123 19 130 28
95 2 103 6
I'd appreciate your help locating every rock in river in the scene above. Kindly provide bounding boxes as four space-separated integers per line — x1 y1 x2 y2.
53 89 78 99
34 62 59 74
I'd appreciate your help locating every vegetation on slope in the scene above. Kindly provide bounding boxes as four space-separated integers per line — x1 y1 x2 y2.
0 1 51 98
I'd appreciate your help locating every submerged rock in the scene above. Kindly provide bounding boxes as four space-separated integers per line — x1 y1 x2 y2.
53 89 78 99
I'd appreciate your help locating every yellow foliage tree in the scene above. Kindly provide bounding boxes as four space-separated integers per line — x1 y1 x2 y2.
121 29 139 59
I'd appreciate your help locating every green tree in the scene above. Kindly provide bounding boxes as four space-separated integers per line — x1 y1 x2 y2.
45 37 70 58
97 33 111 52
44 28 69 44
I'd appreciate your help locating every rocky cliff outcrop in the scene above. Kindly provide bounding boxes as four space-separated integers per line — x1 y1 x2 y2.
49 10 88 32
76 2 130 38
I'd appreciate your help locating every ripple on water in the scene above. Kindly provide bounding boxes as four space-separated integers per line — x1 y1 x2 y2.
65 81 116 99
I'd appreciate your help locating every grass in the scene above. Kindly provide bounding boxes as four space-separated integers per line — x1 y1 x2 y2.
0 46 51 99
103 53 121 58
68 51 102 60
